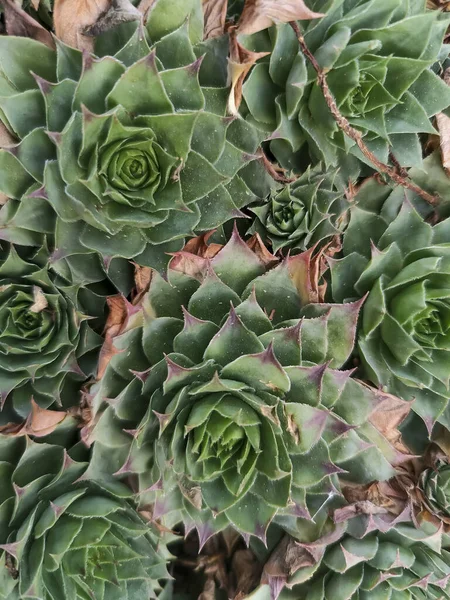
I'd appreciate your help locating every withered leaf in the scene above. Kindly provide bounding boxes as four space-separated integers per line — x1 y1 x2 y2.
137 0 156 17
0 399 67 438
83 0 141 37
246 233 278 267
232 549 262 597
0 123 16 149
1 0 55 49
182 230 221 259
54 0 110 50
54 0 140 51
228 30 270 115
133 264 152 304
30 286 48 313
236 0 324 36
437 112 450 172
368 388 414 465
202 0 227 40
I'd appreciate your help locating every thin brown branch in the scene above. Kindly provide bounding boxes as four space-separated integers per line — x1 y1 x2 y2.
289 21 440 208
257 148 296 184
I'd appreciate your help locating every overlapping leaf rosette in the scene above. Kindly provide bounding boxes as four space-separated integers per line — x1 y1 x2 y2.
240 0 450 170
0 434 169 600
0 0 269 271
249 167 349 253
263 523 450 600
330 177 450 435
88 227 412 543
0 241 106 427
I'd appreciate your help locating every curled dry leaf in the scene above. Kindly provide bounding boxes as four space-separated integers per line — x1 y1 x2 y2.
437 68 450 172
0 399 66 437
54 0 110 49
0 123 16 149
198 577 216 600
83 0 141 37
182 230 221 259
236 0 324 36
288 246 328 304
30 286 48 313
54 0 140 50
0 123 15 205
202 0 227 39
367 388 415 465
246 233 278 267
137 0 156 17
262 526 346 597
228 29 270 115
1 0 55 49
133 263 152 304
232 549 263 598
97 294 142 378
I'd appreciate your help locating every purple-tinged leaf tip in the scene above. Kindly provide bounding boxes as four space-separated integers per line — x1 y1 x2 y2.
153 410 171 432
186 54 204 76
130 367 151 382
31 72 52 95
46 131 62 146
196 523 216 551
50 501 65 518
0 542 19 558
114 455 134 477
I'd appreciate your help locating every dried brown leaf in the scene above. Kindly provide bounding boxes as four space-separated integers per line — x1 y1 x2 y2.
54 0 109 49
368 388 414 465
246 233 278 266
182 230 221 258
54 0 140 50
436 68 450 171
203 0 227 39
133 264 152 303
236 0 324 36
137 0 156 16
83 0 141 37
97 295 132 378
232 549 263 597
1 0 55 49
0 400 66 437
228 29 270 114
169 252 209 281
30 286 48 313
0 123 16 149
198 577 216 600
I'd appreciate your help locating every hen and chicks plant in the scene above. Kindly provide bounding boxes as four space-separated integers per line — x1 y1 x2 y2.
0 0 450 599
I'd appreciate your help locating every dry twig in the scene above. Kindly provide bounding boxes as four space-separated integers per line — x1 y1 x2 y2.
289 21 440 208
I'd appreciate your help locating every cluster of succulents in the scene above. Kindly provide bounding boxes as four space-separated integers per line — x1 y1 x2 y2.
1 0 450 599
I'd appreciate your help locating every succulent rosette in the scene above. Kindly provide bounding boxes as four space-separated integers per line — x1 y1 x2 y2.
88 228 410 543
330 177 450 434
249 167 349 252
271 524 450 600
419 460 450 522
0 242 106 426
0 0 270 271
0 435 169 600
240 0 450 170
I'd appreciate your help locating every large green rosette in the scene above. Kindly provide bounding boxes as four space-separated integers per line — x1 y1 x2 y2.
88 228 409 544
330 175 450 435
0 435 169 600
240 0 450 171
0 242 105 426
249 167 349 253
0 0 270 271
270 524 450 600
